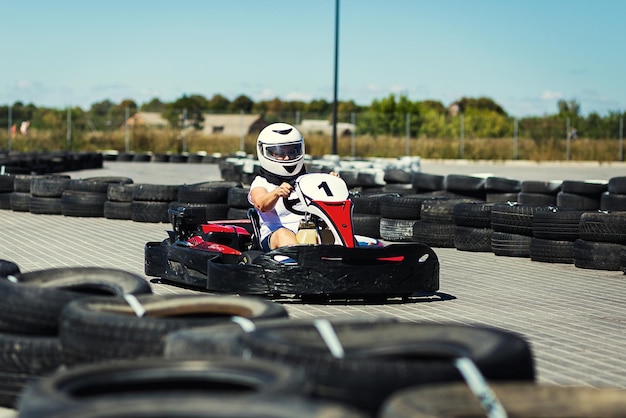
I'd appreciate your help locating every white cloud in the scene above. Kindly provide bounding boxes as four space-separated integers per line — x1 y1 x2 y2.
284 91 313 102
540 90 563 101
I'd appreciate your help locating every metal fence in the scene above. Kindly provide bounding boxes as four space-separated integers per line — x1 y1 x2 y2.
1 108 624 162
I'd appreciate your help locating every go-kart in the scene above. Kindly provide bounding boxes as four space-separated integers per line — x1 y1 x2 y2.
144 173 439 300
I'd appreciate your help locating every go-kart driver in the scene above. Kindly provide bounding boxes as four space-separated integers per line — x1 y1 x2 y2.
248 122 337 250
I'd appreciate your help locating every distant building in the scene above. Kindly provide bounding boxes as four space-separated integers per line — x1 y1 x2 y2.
126 111 169 128
297 119 355 136
201 114 268 136
125 112 268 136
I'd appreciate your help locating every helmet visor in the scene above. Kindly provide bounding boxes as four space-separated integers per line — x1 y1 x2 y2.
263 142 303 161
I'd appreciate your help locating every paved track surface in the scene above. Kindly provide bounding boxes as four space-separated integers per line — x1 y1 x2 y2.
1 159 625 417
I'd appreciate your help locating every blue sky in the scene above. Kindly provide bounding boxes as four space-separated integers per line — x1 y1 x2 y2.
2 0 625 117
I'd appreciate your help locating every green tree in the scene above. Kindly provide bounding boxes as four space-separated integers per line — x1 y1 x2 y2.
140 97 166 112
229 95 254 113
163 94 208 130
207 94 230 112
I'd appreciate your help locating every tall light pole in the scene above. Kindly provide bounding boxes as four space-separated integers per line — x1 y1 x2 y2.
331 0 340 155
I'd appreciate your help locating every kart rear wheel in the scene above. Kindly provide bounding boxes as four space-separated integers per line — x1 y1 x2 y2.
239 250 264 265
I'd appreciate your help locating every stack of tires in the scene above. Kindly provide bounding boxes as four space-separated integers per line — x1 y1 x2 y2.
0 173 13 209
602 176 626 211
0 263 152 409
556 180 607 210
10 174 32 212
453 202 494 252
29 175 71 215
379 194 435 242
530 207 583 264
162 317 536 416
490 202 541 258
131 183 179 223
170 181 242 223
62 177 133 218
416 198 477 248
104 183 135 220
518 180 561 206
576 211 626 271
226 185 253 220
350 192 389 239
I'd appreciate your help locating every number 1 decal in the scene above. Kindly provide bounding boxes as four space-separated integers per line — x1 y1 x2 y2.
318 181 333 197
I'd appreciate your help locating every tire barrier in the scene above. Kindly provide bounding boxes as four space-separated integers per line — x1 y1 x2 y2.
17 358 359 418
163 317 535 415
0 265 152 409
1 158 624 271
59 294 290 366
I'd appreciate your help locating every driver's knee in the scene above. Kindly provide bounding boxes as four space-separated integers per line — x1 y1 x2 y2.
269 228 297 249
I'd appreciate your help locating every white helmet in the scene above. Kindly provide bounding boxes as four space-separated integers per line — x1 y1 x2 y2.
256 122 305 177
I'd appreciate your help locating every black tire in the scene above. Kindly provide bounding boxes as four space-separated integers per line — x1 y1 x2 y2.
353 214 382 238
227 186 252 208
219 318 535 413
69 177 132 194
490 202 540 236
608 176 626 194
485 176 521 193
13 174 33 192
530 237 575 264
454 226 493 252
106 183 134 202
561 179 607 195
0 192 11 209
131 200 170 223
380 382 626 418
384 168 412 184
380 194 447 220
412 172 445 192
43 396 367 418
0 174 14 192
444 174 486 195
601 192 626 211
532 207 583 241
0 267 151 335
0 333 65 408
30 175 71 197
16 358 314 418
517 191 557 206
421 199 474 224
556 191 601 210
352 192 395 215
29 196 63 215
132 183 179 201
491 231 531 257
59 294 289 365
486 192 520 203
103 201 133 220
520 180 562 194
10 191 30 211
178 181 242 204
453 202 493 228
61 190 107 217
574 239 625 271
412 221 456 248
380 218 417 242
579 211 626 243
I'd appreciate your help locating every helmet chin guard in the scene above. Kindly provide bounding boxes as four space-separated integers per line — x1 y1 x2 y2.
257 123 305 177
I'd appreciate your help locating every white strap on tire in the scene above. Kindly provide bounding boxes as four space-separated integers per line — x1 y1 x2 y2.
123 294 146 317
455 357 508 418
313 319 345 359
